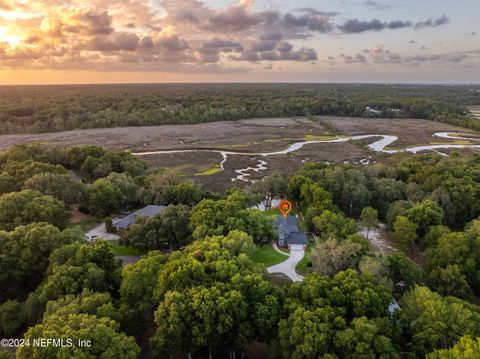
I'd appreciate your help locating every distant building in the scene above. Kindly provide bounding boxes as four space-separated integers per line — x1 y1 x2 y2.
275 215 308 249
113 205 166 231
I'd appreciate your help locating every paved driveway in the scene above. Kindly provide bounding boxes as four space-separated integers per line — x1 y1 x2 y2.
85 222 120 241
267 244 305 282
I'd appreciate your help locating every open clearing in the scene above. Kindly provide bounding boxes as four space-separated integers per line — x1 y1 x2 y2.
1 116 478 191
0 116 473 152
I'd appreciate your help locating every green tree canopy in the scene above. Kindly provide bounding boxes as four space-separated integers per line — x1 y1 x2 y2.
18 312 139 359
392 216 418 253
151 230 279 358
309 236 368 277
190 191 274 243
122 204 192 251
86 179 122 217
277 270 394 358
38 241 122 304
120 251 167 334
24 172 85 207
406 199 444 237
0 223 81 301
360 206 378 239
312 210 357 240
400 286 480 357
0 190 70 230
427 336 480 359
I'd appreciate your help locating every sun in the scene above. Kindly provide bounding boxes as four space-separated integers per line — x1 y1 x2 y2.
0 26 22 48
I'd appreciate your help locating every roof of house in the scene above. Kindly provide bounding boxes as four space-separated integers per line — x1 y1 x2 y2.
286 232 308 245
275 215 308 245
276 215 298 227
113 205 166 229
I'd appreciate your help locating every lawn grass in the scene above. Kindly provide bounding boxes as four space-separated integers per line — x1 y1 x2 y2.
250 244 288 267
107 240 142 256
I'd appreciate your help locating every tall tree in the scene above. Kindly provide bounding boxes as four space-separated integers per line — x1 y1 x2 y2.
406 200 444 237
360 207 378 240
86 179 122 217
392 216 418 253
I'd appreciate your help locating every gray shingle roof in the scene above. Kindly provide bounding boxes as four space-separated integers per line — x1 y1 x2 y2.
113 205 166 229
275 215 308 245
286 232 308 245
276 215 298 227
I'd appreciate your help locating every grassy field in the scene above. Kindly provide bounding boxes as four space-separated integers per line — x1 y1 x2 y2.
107 240 142 256
195 165 222 176
250 244 288 266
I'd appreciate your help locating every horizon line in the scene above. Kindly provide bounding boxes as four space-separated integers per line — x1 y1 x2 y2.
1 81 479 87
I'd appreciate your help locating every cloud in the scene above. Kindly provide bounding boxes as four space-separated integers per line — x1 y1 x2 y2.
259 32 283 41
341 53 367 64
295 8 339 17
387 20 412 30
338 19 388 33
339 15 449 33
405 53 467 63
156 35 189 52
197 38 243 62
90 32 139 52
79 11 113 35
343 45 472 66
415 15 449 29
140 36 154 49
232 42 317 62
206 3 261 32
0 0 13 10
250 40 277 52
159 0 263 33
282 12 333 33
0 0 459 75
364 1 391 10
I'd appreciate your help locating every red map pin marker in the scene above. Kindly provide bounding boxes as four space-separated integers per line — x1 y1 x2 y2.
279 199 292 219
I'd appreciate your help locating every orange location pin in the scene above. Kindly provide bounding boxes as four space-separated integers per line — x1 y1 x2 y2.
279 199 293 219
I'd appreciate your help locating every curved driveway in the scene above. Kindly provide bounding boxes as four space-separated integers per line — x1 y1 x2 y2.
267 244 305 282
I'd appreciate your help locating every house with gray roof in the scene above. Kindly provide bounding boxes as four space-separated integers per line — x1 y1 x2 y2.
113 205 166 231
275 215 308 249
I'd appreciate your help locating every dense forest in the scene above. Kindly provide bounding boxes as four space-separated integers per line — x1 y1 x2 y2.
2 143 480 358
0 83 479 134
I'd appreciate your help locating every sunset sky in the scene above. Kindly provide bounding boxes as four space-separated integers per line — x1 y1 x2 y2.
0 0 479 84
